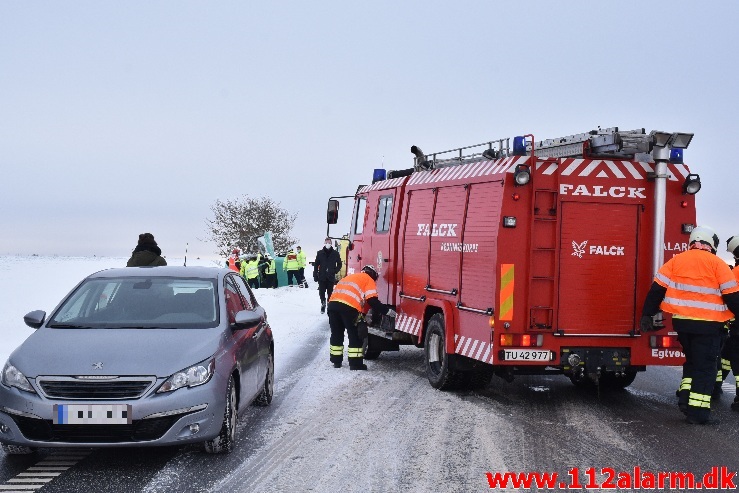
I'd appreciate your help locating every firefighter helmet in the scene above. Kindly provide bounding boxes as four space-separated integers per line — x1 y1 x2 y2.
361 265 379 281
727 235 739 258
689 226 719 253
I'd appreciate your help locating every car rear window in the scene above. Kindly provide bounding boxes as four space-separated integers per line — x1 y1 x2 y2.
48 277 219 329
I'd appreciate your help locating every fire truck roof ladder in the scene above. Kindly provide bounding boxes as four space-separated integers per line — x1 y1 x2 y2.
413 127 691 170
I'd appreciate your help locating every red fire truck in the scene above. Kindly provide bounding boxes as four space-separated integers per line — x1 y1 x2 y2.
326 127 699 390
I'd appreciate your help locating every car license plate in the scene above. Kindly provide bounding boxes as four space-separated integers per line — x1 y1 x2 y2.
53 404 132 425
501 349 552 361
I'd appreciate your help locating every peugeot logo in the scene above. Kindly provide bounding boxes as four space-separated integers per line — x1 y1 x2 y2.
92 362 104 370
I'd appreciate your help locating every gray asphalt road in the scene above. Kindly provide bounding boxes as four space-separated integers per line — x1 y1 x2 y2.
2 323 739 492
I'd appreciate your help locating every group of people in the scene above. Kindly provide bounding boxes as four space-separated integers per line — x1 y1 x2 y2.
641 226 739 425
226 248 277 289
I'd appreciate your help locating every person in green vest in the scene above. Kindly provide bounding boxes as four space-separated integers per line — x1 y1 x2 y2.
283 248 303 287
263 254 277 288
241 253 261 289
297 246 308 288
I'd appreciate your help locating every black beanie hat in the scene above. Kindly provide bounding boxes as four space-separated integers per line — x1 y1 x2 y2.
138 233 158 247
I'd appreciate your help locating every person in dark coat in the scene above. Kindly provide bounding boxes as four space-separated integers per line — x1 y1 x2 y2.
313 237 342 313
126 233 167 267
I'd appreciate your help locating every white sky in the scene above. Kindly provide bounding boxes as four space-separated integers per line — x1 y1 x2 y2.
2 2 738 260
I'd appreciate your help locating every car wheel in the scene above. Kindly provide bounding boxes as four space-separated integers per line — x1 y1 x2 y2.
424 313 462 390
254 352 274 406
204 375 237 454
1 443 35 455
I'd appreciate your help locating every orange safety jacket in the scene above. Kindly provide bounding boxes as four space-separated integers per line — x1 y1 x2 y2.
328 272 378 312
655 249 739 323
228 256 240 272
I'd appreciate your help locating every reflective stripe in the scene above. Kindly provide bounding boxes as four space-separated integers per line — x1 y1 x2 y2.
347 347 363 358
656 273 722 295
720 279 739 291
663 296 729 312
722 359 732 371
338 281 362 292
365 289 378 297
330 345 344 356
332 288 363 305
716 370 723 382
688 392 711 408
679 378 692 391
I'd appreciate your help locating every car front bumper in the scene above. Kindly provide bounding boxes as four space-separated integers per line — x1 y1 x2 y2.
0 375 227 448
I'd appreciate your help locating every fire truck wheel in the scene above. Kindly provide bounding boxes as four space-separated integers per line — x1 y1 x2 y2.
424 313 463 390
363 335 381 360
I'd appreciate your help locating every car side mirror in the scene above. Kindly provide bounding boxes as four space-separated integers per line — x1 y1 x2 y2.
24 310 46 329
234 306 265 329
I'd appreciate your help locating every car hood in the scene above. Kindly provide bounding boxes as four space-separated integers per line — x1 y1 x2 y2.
9 327 225 378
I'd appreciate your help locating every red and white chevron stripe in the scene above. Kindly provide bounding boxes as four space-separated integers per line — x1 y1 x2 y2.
454 334 493 364
394 313 422 336
362 159 692 192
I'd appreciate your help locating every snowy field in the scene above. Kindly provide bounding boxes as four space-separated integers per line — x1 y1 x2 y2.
0 255 327 368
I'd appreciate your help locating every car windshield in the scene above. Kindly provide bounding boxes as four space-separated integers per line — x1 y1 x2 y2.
48 276 219 329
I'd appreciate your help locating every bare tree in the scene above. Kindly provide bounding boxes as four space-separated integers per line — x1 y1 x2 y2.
205 196 298 257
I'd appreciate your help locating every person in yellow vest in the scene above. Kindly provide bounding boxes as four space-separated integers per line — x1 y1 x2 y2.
296 246 308 288
716 235 739 410
327 265 396 370
262 254 277 289
283 248 302 286
641 226 739 425
241 253 261 289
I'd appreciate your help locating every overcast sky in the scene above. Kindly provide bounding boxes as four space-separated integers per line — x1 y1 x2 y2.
1 2 738 261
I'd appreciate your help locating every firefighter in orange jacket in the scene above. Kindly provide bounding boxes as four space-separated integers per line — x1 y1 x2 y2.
718 235 739 410
641 226 739 425
327 265 396 370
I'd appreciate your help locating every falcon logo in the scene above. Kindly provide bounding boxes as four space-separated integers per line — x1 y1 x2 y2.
572 240 587 258
92 362 104 370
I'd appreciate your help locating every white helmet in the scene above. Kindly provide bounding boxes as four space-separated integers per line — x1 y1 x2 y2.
361 265 379 281
727 235 739 258
689 225 719 253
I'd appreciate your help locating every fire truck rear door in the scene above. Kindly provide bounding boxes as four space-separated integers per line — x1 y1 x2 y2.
557 202 640 335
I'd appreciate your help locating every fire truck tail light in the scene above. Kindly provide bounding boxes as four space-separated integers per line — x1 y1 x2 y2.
489 317 495 328
681 201 688 208
650 335 679 348
682 174 701 195
512 193 520 201
503 217 517 228
498 334 542 347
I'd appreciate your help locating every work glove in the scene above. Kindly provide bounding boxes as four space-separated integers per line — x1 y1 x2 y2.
640 315 657 332
386 309 397 318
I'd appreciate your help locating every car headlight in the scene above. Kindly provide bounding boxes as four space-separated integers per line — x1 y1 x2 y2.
157 359 215 393
1 362 36 394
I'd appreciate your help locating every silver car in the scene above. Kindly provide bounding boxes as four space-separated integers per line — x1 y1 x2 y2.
0 266 274 454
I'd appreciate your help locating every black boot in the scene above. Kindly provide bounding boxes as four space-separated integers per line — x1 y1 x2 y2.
349 357 367 371
321 302 326 314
